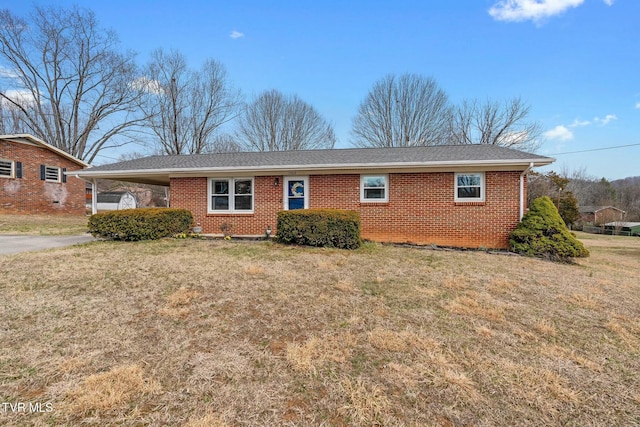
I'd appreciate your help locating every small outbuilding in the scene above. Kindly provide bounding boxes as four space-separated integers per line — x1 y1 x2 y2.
96 191 137 211
578 206 626 226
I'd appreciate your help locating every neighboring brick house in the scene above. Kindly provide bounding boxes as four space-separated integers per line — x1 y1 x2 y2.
578 206 626 226
75 145 554 248
0 134 88 215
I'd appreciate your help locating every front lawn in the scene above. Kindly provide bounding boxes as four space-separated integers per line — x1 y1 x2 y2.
0 214 88 235
0 234 638 426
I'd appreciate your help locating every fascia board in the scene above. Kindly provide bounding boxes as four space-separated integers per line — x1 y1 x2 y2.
0 133 90 168
75 157 555 178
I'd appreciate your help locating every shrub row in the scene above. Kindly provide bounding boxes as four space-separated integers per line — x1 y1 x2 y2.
88 208 193 241
276 209 361 249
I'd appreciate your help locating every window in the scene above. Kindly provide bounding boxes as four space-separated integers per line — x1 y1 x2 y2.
0 159 14 178
361 175 388 202
209 178 253 213
455 172 484 202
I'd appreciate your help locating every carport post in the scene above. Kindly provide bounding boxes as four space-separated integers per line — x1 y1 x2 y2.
91 179 98 215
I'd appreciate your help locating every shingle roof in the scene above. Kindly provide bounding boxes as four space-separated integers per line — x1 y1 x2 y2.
578 206 626 214
77 145 554 186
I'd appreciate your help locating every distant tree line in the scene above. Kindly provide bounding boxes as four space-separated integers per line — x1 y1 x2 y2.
0 4 544 161
528 170 640 224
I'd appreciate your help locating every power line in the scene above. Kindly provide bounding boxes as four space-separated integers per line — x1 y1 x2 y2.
548 143 640 156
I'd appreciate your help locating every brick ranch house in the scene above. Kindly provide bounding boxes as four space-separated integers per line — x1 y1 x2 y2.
75 145 554 248
0 134 88 215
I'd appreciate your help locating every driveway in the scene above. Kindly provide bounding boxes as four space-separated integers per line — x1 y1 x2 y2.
0 234 96 255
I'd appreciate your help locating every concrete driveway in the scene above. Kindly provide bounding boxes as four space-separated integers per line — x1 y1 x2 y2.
0 234 96 255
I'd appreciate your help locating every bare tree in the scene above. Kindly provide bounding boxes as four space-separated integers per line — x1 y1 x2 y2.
209 134 243 153
0 5 147 163
0 96 22 134
449 97 542 151
140 49 242 155
236 90 336 151
351 74 452 147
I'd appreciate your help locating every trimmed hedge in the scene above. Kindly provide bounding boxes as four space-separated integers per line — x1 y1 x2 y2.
276 209 361 249
88 208 193 241
509 196 589 261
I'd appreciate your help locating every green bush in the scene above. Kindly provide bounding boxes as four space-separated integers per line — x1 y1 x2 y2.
276 209 361 249
509 196 589 261
88 208 193 241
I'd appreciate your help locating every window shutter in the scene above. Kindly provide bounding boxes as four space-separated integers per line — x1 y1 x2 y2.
40 164 46 180
62 167 67 183
16 162 23 178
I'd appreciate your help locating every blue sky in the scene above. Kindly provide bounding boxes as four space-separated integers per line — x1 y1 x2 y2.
6 0 640 179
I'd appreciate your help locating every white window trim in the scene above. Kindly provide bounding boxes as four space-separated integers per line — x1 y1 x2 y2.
208 177 254 214
44 165 61 183
0 159 14 178
283 176 309 210
360 174 389 203
454 172 485 202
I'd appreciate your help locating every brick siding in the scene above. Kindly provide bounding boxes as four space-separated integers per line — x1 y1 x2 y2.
170 171 526 249
0 140 86 215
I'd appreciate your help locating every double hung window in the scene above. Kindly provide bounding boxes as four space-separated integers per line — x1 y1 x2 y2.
360 175 388 202
209 178 253 213
455 173 485 202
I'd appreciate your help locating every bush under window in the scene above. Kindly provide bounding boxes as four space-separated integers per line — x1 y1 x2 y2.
88 208 193 241
276 209 361 249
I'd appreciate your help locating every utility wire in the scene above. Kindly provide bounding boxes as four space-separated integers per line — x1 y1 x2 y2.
548 142 640 156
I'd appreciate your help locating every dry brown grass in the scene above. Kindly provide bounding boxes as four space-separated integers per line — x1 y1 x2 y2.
0 233 639 425
65 364 160 415
0 214 88 235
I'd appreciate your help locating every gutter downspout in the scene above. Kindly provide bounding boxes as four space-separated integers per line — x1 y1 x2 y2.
520 162 534 220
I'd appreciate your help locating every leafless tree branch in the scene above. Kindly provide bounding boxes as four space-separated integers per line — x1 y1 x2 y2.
235 89 336 151
0 5 148 163
449 97 542 151
351 74 452 147
139 49 242 155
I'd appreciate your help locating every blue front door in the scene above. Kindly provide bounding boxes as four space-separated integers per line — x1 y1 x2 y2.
284 177 308 210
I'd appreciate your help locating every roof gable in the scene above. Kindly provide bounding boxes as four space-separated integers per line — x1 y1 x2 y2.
0 134 89 168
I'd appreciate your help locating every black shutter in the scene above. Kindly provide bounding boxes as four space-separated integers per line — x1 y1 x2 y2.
40 164 46 180
62 167 67 183
16 162 23 178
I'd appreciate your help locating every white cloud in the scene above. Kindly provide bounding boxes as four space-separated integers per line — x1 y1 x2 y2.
594 114 617 126
569 119 591 127
0 65 19 79
635 102 640 109
603 0 614 5
230 30 245 39
1 89 37 108
544 125 574 141
130 76 164 95
489 0 585 23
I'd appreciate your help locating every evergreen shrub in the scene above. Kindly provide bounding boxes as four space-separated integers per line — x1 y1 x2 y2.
88 208 193 241
276 209 361 249
509 196 589 261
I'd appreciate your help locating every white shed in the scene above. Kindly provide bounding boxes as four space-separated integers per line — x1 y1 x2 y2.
96 191 137 211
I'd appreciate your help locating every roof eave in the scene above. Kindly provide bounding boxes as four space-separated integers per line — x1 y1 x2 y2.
75 157 555 179
0 133 89 168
